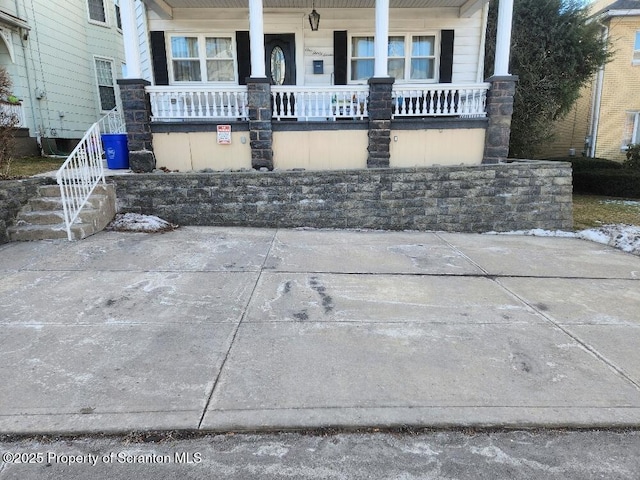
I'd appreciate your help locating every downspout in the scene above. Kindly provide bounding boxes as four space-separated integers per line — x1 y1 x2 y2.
14 0 41 151
477 1 489 83
588 23 608 158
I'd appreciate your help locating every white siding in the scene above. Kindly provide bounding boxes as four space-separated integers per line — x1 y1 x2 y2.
149 7 485 86
0 0 124 140
136 0 153 82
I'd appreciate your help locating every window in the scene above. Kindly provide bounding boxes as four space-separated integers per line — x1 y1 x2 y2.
622 112 640 148
95 58 116 111
170 35 235 83
351 37 374 81
114 0 122 30
350 34 437 82
87 0 106 24
634 31 640 64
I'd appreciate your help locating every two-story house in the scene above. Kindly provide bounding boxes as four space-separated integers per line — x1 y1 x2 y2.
0 0 125 155
541 0 640 161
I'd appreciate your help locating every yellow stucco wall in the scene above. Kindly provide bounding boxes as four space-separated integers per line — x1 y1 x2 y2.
594 17 640 161
390 128 485 167
273 130 368 170
152 131 252 171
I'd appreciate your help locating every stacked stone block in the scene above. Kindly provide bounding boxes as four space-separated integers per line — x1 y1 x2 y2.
247 79 273 170
367 77 395 168
117 79 153 151
483 75 518 164
111 162 573 232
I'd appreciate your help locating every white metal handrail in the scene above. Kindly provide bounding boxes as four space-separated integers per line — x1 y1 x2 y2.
392 83 490 118
147 86 249 121
56 122 105 241
98 107 126 133
271 86 369 120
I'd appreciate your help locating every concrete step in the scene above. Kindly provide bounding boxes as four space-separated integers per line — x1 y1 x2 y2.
8 223 100 241
26 194 109 212
9 184 117 241
15 207 102 226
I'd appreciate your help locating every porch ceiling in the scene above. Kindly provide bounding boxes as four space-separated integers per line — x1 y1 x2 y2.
155 0 477 9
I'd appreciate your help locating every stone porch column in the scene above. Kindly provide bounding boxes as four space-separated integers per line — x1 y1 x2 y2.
247 78 273 170
247 0 272 170
483 75 517 164
117 79 155 171
367 77 394 168
483 0 516 164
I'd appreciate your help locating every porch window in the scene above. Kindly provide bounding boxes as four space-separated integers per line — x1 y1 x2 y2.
94 58 116 112
350 34 437 82
351 37 375 81
634 31 640 64
170 35 235 83
87 0 106 24
622 111 640 148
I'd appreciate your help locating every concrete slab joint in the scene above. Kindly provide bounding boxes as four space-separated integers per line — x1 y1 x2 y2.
247 78 274 171
482 75 518 165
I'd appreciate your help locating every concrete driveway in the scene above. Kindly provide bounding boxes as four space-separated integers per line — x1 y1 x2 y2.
1 227 639 435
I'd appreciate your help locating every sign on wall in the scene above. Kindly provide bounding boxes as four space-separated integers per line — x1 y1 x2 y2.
217 125 231 145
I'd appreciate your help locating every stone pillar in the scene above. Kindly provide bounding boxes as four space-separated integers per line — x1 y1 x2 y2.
482 75 518 164
247 78 273 170
367 77 394 168
117 78 155 172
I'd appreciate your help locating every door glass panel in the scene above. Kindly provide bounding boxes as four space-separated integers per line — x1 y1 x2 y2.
270 46 286 85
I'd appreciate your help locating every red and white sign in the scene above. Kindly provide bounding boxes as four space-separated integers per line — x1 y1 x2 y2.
217 125 231 145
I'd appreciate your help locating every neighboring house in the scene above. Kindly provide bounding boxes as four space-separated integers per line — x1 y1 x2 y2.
116 0 517 171
0 0 125 155
540 0 640 161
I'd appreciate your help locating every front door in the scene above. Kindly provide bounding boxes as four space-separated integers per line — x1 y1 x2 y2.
265 34 296 86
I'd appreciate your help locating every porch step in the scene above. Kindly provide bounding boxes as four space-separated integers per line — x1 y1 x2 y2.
8 184 116 241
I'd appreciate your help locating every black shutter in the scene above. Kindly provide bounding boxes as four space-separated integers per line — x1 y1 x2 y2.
333 31 347 85
439 30 455 83
150 31 169 85
236 31 251 85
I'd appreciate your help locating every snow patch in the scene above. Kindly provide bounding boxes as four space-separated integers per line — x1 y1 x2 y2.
486 224 640 256
107 213 178 233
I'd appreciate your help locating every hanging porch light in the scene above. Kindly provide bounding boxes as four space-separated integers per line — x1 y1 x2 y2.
308 0 320 31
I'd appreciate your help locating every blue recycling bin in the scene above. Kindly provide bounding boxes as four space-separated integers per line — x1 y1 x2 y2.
101 133 129 169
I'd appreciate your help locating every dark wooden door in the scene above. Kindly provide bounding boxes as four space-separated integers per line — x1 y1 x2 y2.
265 34 296 86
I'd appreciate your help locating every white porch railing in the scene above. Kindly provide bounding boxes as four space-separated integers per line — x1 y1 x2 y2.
147 86 249 121
0 101 26 127
271 86 369 120
392 83 490 118
56 121 106 241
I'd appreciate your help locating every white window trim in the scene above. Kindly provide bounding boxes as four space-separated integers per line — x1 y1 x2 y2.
114 0 122 33
167 34 238 85
622 111 640 150
347 32 440 85
94 55 118 113
633 31 640 66
87 0 109 27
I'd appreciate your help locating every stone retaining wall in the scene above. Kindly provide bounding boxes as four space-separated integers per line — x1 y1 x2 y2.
111 162 573 232
0 177 55 244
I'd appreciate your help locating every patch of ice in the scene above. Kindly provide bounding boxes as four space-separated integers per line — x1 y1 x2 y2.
106 213 178 233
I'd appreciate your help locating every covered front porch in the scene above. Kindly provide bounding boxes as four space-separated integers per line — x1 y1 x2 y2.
118 0 516 170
